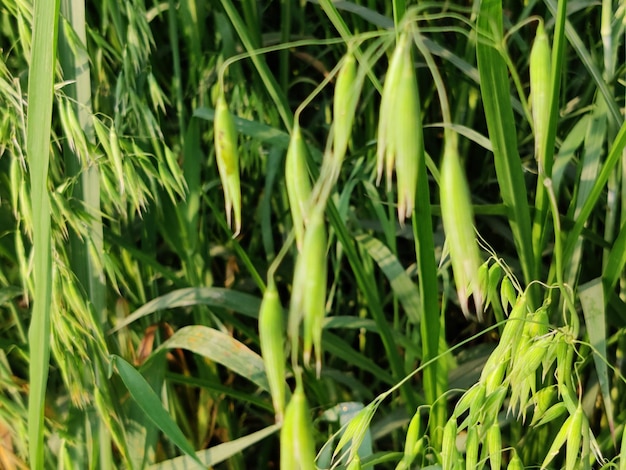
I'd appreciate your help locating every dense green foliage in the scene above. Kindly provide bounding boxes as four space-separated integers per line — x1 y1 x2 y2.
1 0 626 468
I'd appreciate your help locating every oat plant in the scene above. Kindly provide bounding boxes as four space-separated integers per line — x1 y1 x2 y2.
3 0 626 468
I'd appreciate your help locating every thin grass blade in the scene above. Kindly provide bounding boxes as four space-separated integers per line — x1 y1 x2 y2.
579 279 614 438
476 0 535 290
26 0 60 466
110 355 205 468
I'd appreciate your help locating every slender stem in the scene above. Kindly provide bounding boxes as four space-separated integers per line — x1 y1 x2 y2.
220 0 293 129
392 0 406 31
279 0 291 93
168 0 186 141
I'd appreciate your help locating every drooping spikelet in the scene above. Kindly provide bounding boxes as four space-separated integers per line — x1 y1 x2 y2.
376 31 422 225
280 376 317 470
529 21 552 172
258 276 287 422
333 51 358 164
285 121 313 251
439 137 484 320
213 90 241 236
288 208 327 376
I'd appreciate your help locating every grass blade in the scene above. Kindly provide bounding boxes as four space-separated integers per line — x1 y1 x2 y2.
26 0 60 466
564 101 606 286
149 424 280 470
111 355 205 468
579 279 614 438
151 325 270 392
563 120 626 263
355 234 420 324
219 0 292 129
544 0 621 126
109 287 262 333
476 0 535 291
602 219 626 296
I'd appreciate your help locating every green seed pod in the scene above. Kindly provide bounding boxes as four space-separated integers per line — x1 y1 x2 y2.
403 410 422 461
394 52 420 223
533 401 567 427
259 276 287 422
499 294 528 351
285 121 313 251
346 455 362 470
453 383 486 421
289 208 327 375
280 392 297 469
333 52 358 164
59 98 88 160
506 449 524 470
281 378 317 470
482 389 507 429
376 34 407 187
530 21 552 172
512 339 548 383
465 426 479 470
441 419 459 470
509 304 551 391
486 424 502 470
488 263 502 291
565 404 584 470
526 303 550 340
499 276 518 312
556 332 573 387
214 90 241 236
292 385 317 470
484 360 508 397
529 386 556 426
92 116 113 158
487 264 504 315
440 138 484 320
509 376 533 420
376 31 422 225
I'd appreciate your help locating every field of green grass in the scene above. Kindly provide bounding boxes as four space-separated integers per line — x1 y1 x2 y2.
1 0 626 468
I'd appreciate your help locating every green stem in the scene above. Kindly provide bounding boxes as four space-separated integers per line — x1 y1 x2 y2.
168 0 186 140
279 0 291 93
220 0 293 129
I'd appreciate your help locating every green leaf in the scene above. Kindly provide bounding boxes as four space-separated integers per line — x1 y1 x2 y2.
324 331 395 385
476 0 535 289
579 279 614 437
111 355 205 468
27 0 60 466
151 325 269 392
603 219 626 297
564 120 626 263
148 424 280 469
544 0 622 126
109 287 262 333
565 102 606 285
355 233 420 323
